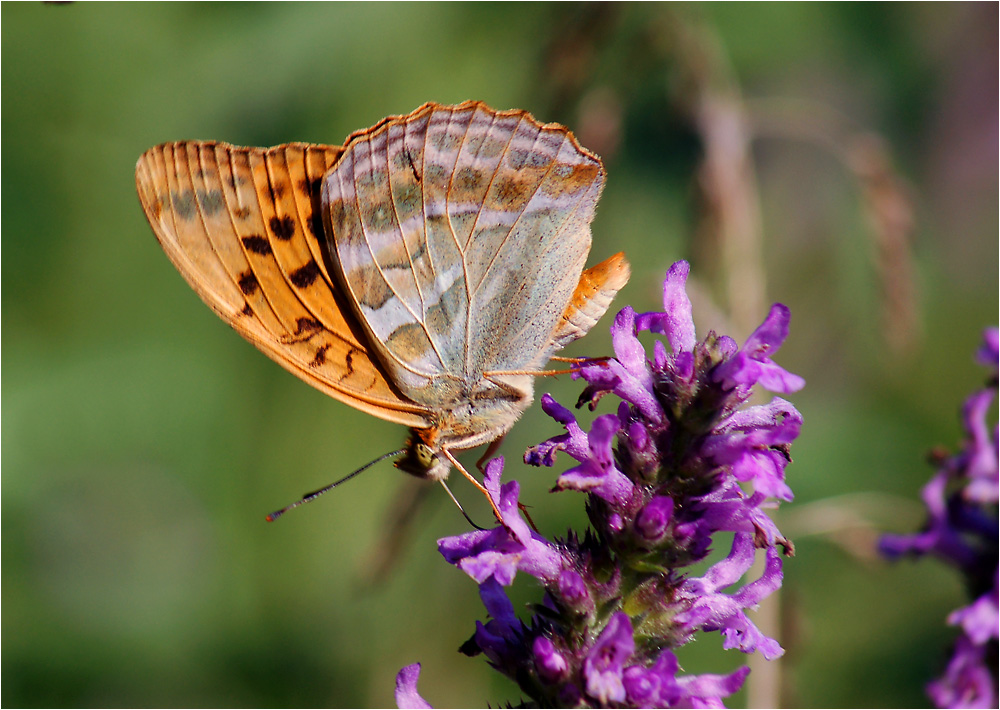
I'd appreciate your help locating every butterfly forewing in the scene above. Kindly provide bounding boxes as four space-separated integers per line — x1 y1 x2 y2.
322 102 605 410
135 141 431 427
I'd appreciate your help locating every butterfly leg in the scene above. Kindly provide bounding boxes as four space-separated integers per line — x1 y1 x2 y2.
551 355 613 365
516 500 540 533
442 448 505 525
474 434 540 532
483 363 615 378
483 367 581 378
476 435 507 473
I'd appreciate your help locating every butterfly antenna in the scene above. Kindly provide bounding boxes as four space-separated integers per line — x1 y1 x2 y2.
266 449 406 522
439 480 489 531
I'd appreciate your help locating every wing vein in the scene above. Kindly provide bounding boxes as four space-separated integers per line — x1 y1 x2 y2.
243 148 300 336
180 144 238 317
385 128 425 317
416 116 436 285
472 124 558 302
347 138 448 376
448 108 477 372
264 150 324 327
484 169 599 364
459 112 522 374
192 143 244 315
435 109 473 375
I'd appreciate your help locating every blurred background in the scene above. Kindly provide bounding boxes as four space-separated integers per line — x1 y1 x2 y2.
3 3 996 707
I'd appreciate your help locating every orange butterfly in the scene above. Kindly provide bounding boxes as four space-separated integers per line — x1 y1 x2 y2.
135 101 629 523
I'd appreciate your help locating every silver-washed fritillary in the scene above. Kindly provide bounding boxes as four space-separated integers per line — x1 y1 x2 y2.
135 101 629 522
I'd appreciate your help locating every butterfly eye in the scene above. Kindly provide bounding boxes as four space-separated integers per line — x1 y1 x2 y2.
394 440 445 480
414 443 436 468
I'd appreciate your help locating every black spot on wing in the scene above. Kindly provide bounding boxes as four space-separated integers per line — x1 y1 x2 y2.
241 235 272 255
294 318 321 336
270 215 296 240
309 344 330 368
300 176 324 197
238 271 259 295
308 211 324 238
290 260 321 288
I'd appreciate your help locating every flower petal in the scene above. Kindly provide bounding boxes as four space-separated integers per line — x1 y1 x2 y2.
637 261 697 353
438 459 565 586
583 612 634 704
395 664 432 709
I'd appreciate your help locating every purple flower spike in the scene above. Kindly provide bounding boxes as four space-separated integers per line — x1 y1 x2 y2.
581 308 663 423
880 327 998 708
623 665 661 706
961 389 998 503
525 394 592 467
947 573 998 646
394 664 432 710
880 468 985 572
673 665 752 708
927 635 996 709
676 536 785 660
467 577 523 672
583 613 634 704
424 262 802 707
648 651 751 708
704 398 802 501
557 568 593 612
612 307 655 383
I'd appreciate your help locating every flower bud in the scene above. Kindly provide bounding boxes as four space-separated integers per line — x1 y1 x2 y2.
635 496 673 544
558 569 588 606
532 636 568 684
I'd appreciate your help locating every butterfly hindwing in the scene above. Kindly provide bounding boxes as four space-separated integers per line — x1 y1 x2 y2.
322 102 607 408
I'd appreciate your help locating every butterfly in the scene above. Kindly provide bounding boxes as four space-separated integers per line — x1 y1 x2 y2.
135 101 629 523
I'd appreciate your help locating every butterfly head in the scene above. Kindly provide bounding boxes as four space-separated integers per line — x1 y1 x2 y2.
394 430 450 482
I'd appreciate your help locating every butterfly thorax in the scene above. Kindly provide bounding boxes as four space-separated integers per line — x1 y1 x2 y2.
395 373 534 481
438 371 535 448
